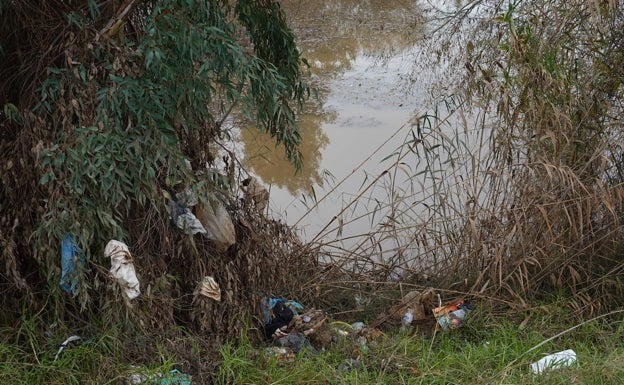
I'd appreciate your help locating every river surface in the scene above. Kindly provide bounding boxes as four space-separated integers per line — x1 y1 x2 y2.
237 0 465 244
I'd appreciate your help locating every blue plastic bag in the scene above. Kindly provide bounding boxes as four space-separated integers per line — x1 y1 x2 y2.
60 234 85 295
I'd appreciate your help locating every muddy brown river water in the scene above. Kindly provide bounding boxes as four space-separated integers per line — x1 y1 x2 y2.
237 0 455 241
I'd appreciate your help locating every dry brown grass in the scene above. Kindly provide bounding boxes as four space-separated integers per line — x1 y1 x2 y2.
292 0 624 318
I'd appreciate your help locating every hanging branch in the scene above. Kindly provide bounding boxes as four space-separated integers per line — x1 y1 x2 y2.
99 0 141 39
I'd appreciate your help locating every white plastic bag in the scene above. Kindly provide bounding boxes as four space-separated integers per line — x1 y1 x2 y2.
175 211 208 235
194 199 236 251
530 349 577 374
105 240 140 300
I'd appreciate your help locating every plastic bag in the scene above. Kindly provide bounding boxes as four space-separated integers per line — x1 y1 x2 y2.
105 240 140 300
60 234 85 295
241 176 269 212
194 199 236 251
530 349 577 374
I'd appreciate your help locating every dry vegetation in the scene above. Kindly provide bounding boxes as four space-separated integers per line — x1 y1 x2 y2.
1 0 624 381
299 0 624 318
0 0 316 342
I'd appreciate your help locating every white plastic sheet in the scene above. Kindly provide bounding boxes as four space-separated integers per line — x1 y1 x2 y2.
530 349 577 374
106 240 140 300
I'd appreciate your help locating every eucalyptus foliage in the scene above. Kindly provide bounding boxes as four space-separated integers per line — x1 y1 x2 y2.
1 0 310 317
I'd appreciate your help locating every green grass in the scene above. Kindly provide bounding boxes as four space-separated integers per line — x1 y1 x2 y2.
216 305 624 385
2 303 624 384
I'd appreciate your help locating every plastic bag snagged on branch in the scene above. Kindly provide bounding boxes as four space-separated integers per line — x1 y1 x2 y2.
60 234 85 295
105 240 140 300
165 189 236 251
194 199 236 251
167 189 207 236
241 177 268 213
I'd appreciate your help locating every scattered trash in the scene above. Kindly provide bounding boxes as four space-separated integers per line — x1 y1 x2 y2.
265 346 296 363
194 198 236 251
156 369 192 385
261 297 304 328
126 368 191 385
264 301 294 339
274 332 318 355
530 349 577 374
241 176 269 213
355 336 368 352
193 276 221 301
351 322 365 332
381 288 435 326
290 309 327 338
127 371 148 385
285 300 304 315
433 299 474 331
60 234 85 295
106 240 140 300
53 335 82 361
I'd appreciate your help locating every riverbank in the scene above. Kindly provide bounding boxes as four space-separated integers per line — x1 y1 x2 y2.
4 299 623 384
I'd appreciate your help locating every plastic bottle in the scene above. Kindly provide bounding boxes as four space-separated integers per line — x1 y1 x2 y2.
401 308 413 331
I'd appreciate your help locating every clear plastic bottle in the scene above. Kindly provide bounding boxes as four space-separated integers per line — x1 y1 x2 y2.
401 308 413 331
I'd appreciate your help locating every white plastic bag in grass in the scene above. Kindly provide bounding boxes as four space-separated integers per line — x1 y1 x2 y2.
106 240 140 300
530 349 577 374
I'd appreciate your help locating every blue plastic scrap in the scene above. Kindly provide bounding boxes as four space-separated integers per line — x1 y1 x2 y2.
60 234 85 295
156 369 191 385
261 297 305 325
262 297 282 325
286 300 304 315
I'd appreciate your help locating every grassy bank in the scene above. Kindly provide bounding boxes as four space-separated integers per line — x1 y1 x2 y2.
3 300 624 384
217 303 624 384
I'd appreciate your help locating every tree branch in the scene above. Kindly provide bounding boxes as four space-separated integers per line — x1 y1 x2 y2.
99 0 141 39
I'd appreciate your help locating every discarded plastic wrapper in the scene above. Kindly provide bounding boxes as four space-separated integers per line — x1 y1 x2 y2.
265 346 296 363
175 211 207 235
241 176 269 212
128 368 191 385
60 234 85 295
433 299 474 330
264 301 294 339
166 189 207 235
530 349 577 374
157 369 192 385
274 332 318 355
387 288 435 325
261 297 304 325
194 198 236 251
106 240 140 300
194 276 221 301
54 335 82 361
351 322 365 331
